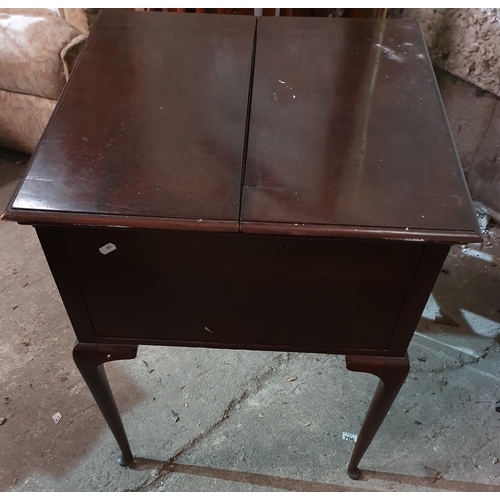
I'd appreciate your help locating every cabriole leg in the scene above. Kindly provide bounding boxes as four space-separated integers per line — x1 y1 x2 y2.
73 342 138 466
345 353 410 480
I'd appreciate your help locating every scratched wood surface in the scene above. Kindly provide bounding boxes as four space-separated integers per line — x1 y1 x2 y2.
4 13 480 244
4 10 256 232
241 17 481 242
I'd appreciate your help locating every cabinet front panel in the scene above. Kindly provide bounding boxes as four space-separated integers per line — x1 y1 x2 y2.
60 228 423 352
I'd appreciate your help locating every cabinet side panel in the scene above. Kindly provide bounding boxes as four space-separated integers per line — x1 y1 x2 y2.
36 226 97 342
386 243 450 356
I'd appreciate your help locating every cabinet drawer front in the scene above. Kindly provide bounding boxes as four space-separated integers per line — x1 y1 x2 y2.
60 228 422 352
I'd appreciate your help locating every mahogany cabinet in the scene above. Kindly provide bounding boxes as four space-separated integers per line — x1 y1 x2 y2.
3 10 481 480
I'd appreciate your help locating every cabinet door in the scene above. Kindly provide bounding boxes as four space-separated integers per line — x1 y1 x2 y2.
51 227 423 354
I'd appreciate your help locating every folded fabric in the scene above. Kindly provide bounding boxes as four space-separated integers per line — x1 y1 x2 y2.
0 12 85 100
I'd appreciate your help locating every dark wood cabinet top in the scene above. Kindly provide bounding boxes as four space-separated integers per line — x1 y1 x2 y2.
241 17 481 242
3 12 481 243
4 10 256 232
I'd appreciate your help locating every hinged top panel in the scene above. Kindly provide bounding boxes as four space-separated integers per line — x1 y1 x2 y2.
241 17 481 243
4 10 256 232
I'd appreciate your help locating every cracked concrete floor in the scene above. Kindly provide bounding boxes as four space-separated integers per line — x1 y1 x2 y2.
1 146 499 492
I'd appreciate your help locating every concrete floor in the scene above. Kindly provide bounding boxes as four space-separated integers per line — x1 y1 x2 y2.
1 146 499 492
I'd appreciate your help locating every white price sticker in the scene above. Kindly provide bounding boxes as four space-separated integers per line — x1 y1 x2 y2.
52 412 63 424
342 432 358 443
99 243 117 255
